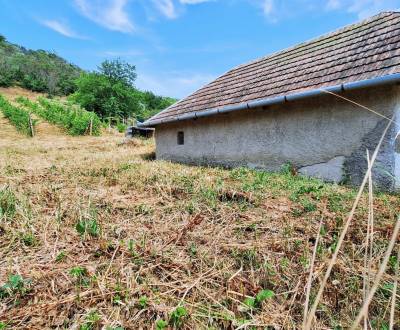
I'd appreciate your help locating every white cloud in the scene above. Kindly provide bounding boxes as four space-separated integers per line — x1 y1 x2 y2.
136 71 216 98
326 0 342 10
74 0 134 33
262 0 274 15
151 0 177 19
150 0 215 20
326 0 399 18
40 19 86 39
247 0 399 22
179 0 214 4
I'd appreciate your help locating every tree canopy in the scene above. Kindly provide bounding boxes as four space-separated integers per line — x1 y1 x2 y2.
71 59 177 121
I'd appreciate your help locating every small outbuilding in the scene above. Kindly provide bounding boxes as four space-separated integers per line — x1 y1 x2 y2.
140 12 400 191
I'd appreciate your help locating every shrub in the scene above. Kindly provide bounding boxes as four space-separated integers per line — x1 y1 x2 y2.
0 95 36 136
116 121 127 133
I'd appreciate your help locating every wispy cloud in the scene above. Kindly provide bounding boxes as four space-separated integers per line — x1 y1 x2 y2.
151 0 177 19
179 0 214 4
326 0 399 19
262 0 274 15
74 0 134 33
70 0 399 34
150 0 215 20
40 19 87 39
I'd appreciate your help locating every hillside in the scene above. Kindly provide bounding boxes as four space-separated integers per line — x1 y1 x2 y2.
0 35 177 122
0 35 81 95
0 90 399 329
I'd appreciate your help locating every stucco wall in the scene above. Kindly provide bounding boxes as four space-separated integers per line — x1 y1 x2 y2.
394 93 400 190
155 86 400 190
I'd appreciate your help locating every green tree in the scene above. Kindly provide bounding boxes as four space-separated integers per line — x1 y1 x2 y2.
98 59 137 87
71 72 142 119
137 90 177 122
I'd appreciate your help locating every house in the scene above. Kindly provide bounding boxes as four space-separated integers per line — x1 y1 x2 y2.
140 12 400 191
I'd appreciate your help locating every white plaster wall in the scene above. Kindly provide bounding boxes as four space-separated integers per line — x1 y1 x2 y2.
154 86 399 189
394 90 400 190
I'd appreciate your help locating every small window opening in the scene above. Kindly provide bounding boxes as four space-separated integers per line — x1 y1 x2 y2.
177 131 184 145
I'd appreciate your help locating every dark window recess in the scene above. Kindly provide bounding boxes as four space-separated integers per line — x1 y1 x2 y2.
177 131 184 145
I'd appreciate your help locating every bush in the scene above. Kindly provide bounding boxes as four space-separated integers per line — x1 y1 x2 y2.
16 96 101 136
116 122 127 133
0 95 35 136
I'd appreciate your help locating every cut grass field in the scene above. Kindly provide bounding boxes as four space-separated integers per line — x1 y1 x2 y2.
0 95 399 329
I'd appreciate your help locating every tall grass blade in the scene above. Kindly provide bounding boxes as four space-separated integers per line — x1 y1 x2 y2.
351 216 400 329
304 116 394 330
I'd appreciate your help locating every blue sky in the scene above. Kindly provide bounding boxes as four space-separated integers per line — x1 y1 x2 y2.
0 0 399 98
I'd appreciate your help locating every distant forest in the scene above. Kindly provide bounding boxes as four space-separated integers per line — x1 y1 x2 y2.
0 34 177 122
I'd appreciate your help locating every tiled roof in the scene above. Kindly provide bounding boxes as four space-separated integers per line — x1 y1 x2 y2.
145 11 400 125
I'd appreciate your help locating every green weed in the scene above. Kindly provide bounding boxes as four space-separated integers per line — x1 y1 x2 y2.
79 310 101 330
170 306 188 328
76 207 100 237
76 218 100 237
116 122 127 133
0 274 31 299
138 295 148 309
243 289 274 310
20 232 36 246
56 251 67 262
69 267 90 287
0 187 17 220
155 319 168 330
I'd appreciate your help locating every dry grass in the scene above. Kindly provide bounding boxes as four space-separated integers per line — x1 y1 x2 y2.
0 98 399 329
0 87 45 101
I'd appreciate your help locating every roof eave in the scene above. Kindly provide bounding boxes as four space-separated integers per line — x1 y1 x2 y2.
138 73 400 128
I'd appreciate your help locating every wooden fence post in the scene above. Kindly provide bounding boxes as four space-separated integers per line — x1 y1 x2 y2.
29 114 35 137
89 118 93 136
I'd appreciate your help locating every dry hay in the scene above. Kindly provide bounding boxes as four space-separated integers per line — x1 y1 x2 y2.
0 115 399 329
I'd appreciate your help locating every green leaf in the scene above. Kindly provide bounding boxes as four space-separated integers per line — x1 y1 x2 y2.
138 295 148 309
155 319 168 330
243 297 255 308
255 289 274 304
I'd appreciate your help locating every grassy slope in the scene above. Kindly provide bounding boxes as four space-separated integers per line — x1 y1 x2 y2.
0 93 399 329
